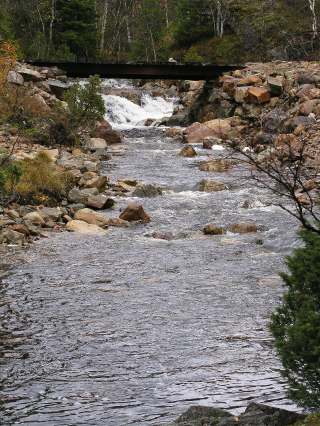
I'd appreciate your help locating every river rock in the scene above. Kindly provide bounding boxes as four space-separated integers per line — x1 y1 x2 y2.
169 403 306 426
86 195 114 210
199 159 232 172
6 209 20 220
23 94 51 115
299 99 318 115
267 76 284 96
198 180 227 192
203 224 225 235
203 119 232 139
94 120 123 144
23 211 45 226
0 229 26 245
7 70 24 85
179 145 197 157
228 223 258 234
132 183 162 197
202 137 221 149
74 208 109 227
39 207 62 222
119 203 151 223
173 405 234 425
107 218 130 228
165 127 184 139
66 220 107 235
47 79 70 99
86 138 108 151
68 187 99 204
183 123 215 144
17 67 43 82
79 173 108 191
9 223 30 236
246 87 270 104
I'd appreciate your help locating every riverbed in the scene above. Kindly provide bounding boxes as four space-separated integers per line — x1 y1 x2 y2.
0 83 300 425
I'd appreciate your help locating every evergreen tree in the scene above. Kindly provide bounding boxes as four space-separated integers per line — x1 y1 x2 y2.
55 0 97 61
270 230 320 408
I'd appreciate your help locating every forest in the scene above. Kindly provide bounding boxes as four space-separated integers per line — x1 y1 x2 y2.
0 0 319 64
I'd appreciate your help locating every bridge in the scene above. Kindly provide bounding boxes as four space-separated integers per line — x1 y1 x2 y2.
29 62 242 80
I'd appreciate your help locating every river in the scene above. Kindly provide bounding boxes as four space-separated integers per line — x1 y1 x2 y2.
0 80 300 425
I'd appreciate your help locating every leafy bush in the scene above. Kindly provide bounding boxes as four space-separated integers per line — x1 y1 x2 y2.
270 230 320 408
64 75 106 129
0 162 22 195
183 47 205 63
14 151 74 205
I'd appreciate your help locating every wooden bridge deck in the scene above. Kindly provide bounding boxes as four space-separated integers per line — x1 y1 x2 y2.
28 62 243 80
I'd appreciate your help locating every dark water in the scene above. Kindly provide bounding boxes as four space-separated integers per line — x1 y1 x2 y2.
0 130 300 425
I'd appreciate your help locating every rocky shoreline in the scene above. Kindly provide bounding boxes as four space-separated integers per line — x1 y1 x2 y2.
165 403 308 425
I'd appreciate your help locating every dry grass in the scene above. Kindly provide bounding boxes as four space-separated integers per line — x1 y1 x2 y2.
13 151 74 205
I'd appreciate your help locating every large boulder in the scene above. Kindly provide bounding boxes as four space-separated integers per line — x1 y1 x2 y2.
183 123 214 144
184 120 231 144
66 220 107 235
74 208 109 227
119 203 151 223
132 183 162 198
203 119 232 139
94 120 123 144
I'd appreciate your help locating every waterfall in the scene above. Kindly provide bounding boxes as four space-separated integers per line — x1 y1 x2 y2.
101 79 176 129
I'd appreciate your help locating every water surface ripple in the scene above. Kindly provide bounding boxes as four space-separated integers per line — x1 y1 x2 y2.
0 130 299 425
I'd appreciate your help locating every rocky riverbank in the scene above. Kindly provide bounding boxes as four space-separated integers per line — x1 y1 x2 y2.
166 403 308 426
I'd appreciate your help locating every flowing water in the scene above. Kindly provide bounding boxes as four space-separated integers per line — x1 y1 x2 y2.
0 81 300 425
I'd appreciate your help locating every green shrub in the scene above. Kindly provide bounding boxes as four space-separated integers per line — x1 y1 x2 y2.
64 75 106 129
0 162 22 194
14 151 74 205
183 47 205 63
270 230 320 409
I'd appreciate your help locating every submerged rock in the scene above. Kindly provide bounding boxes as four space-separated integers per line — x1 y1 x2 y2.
198 179 227 192
132 183 162 197
228 223 258 234
179 145 197 157
203 224 225 235
199 159 232 172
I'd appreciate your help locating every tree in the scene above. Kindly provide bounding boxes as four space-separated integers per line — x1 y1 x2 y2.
270 229 320 408
54 0 97 60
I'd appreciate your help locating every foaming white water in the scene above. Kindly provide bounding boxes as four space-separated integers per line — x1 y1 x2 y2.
104 94 175 129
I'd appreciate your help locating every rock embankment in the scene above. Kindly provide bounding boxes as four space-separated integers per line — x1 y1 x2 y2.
165 403 306 426
0 63 155 245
